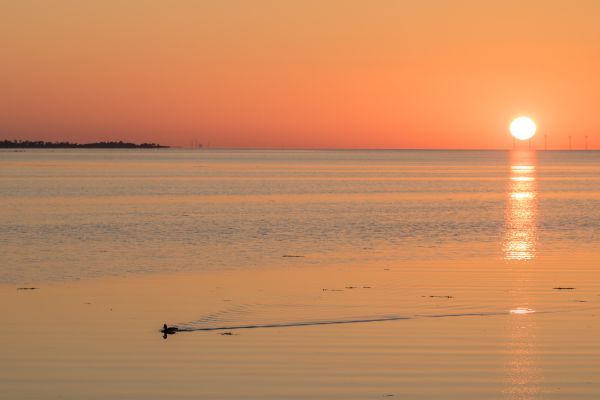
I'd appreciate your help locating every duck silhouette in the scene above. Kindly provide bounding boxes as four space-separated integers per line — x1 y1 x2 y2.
161 323 179 339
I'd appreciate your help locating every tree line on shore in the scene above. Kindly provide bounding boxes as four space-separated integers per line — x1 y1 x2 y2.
0 140 168 148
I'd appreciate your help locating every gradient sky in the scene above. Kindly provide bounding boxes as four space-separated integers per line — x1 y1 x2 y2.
2 0 600 148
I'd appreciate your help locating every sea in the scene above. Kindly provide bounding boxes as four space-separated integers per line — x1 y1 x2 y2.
1 149 600 399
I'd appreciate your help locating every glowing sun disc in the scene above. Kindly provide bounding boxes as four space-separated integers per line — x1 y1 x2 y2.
510 117 537 141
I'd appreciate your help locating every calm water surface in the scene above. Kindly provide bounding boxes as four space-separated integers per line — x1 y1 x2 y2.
1 149 600 399
3 149 600 282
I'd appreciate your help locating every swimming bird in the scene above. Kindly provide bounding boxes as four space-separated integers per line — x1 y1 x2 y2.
162 323 179 334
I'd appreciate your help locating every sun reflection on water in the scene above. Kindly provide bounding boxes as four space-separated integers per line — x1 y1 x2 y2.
504 151 538 261
503 151 540 397
505 301 540 398
510 307 536 315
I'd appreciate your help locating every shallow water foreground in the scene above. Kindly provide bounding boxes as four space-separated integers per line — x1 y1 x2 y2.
2 258 600 399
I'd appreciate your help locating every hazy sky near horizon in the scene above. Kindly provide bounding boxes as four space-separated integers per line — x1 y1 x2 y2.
2 0 600 148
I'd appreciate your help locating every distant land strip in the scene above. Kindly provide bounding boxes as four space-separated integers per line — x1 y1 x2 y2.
0 140 168 149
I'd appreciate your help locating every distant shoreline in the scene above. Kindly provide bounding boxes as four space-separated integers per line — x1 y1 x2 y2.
1 141 596 151
0 140 168 149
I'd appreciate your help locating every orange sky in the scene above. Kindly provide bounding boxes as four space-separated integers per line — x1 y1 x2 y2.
2 0 600 149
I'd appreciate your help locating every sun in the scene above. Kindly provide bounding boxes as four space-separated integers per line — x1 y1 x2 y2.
510 116 537 141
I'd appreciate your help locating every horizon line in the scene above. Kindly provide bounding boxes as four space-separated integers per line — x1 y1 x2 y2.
173 147 598 151
4 146 599 151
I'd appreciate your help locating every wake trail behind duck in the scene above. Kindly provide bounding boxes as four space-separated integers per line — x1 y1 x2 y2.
174 311 519 332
